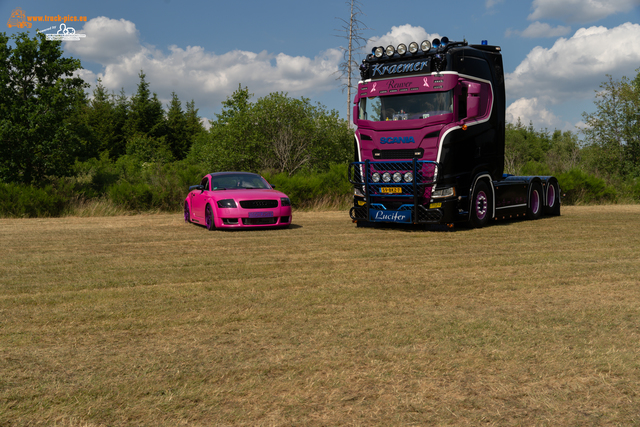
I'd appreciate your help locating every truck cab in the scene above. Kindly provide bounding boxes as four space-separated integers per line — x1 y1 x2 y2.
349 38 560 227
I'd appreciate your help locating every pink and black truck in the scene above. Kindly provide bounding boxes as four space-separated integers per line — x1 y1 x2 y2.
348 38 561 228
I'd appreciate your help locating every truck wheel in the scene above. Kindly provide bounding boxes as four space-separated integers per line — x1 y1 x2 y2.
470 181 491 228
205 204 216 231
545 181 561 216
527 182 543 220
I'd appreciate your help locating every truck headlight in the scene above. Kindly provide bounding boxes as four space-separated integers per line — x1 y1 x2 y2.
371 172 381 183
432 187 456 198
382 172 391 183
393 172 402 183
404 172 413 182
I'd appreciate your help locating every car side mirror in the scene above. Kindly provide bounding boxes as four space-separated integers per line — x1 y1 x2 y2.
189 184 204 192
269 183 276 189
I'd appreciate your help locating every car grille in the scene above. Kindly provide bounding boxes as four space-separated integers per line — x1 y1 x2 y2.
242 217 278 225
240 200 278 209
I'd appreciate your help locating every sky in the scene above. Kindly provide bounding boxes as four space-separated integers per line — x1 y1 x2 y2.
3 0 640 133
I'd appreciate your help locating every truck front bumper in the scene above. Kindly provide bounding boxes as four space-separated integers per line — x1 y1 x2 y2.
348 160 447 225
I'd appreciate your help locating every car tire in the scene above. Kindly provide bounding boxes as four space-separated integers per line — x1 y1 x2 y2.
527 182 543 220
205 204 216 231
184 202 191 223
469 180 491 228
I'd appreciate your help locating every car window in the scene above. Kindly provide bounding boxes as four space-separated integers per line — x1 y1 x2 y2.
211 174 270 190
200 177 210 191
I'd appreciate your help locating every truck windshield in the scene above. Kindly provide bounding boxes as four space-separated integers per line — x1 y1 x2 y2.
359 90 453 122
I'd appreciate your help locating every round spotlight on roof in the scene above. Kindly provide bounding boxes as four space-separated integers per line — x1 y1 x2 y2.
374 46 384 58
441 36 449 47
420 40 431 51
385 45 395 57
432 38 441 49
409 42 419 54
397 43 407 55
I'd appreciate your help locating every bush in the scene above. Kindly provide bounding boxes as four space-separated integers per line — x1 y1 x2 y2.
262 164 352 208
557 169 617 205
107 181 154 211
0 181 71 217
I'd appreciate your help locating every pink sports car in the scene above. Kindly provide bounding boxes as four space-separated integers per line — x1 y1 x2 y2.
184 172 292 230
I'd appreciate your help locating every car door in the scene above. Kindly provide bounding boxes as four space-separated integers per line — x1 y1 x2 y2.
190 176 210 221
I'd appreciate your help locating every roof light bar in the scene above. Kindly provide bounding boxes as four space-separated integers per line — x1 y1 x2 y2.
385 45 395 57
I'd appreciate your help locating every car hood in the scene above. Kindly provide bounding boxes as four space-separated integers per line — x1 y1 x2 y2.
213 188 289 200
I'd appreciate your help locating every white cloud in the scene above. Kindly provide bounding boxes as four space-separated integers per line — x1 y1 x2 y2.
528 0 640 23
366 24 440 52
63 17 342 113
486 0 505 8
506 97 566 129
506 22 640 104
508 21 571 38
64 17 141 64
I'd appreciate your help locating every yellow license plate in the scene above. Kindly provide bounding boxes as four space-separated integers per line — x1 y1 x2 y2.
429 202 442 209
380 187 402 194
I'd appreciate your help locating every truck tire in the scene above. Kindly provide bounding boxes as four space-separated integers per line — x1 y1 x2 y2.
470 181 491 228
527 182 543 220
545 181 561 216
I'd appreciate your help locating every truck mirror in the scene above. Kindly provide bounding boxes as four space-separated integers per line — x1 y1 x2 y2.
353 105 359 124
467 83 481 119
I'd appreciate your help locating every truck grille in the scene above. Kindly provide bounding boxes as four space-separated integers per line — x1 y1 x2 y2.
372 148 424 159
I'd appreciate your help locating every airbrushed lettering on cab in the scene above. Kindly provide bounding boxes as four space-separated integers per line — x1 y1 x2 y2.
380 136 415 144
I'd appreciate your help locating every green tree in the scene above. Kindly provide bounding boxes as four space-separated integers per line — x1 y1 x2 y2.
581 70 640 178
165 92 188 160
0 32 88 184
126 71 165 140
189 85 352 175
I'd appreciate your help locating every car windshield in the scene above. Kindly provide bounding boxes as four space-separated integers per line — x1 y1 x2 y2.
359 90 453 122
210 173 271 190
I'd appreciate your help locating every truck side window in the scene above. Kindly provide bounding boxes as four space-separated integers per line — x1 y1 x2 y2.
458 85 468 120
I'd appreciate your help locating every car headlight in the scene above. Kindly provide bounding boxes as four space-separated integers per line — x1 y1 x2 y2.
393 172 402 183
217 199 237 208
382 172 391 183
371 172 381 183
404 172 413 183
280 197 291 207
432 187 456 198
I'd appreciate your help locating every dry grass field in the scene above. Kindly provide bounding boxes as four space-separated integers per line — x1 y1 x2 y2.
1 206 639 426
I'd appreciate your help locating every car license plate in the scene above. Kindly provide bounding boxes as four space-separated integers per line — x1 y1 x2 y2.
248 211 274 218
380 187 402 194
